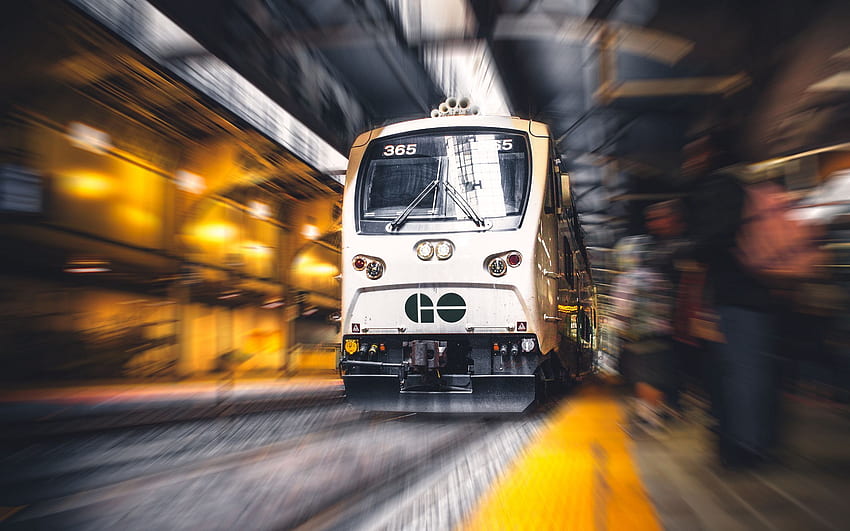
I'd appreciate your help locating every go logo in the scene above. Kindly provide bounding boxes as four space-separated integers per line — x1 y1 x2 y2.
405 293 466 323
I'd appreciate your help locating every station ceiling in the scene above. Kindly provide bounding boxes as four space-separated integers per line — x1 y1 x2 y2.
0 0 839 251
144 0 850 247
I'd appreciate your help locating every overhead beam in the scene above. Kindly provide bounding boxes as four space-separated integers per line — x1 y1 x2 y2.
588 0 625 21
575 183 605 201
605 73 751 99
493 13 694 66
608 192 684 202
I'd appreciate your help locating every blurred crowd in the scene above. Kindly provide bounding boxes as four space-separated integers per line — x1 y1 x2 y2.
609 128 850 469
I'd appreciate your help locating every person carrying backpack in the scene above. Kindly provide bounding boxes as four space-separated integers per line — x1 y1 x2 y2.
686 131 819 468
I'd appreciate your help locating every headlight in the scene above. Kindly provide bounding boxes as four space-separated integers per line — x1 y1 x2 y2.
435 241 453 260
416 241 434 260
365 260 384 279
344 339 360 354
488 257 507 277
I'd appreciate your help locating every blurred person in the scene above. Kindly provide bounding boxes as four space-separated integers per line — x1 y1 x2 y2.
687 130 772 468
610 235 676 432
644 199 694 414
687 129 824 468
785 152 850 403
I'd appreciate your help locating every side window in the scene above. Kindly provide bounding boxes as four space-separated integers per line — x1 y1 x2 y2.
552 159 573 221
581 311 592 342
563 237 575 287
544 170 556 214
544 146 561 215
550 156 562 214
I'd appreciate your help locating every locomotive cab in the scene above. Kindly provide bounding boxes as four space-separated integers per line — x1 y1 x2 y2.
338 101 593 413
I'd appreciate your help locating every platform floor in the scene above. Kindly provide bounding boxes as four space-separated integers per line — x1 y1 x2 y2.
463 385 659 530
632 394 850 531
462 384 850 531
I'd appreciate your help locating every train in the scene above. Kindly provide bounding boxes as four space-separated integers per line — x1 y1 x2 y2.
338 98 596 413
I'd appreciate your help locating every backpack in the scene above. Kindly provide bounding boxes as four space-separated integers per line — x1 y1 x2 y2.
735 182 825 280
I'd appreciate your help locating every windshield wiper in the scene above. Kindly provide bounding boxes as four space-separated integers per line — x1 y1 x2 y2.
444 181 488 227
387 179 439 231
387 179 490 232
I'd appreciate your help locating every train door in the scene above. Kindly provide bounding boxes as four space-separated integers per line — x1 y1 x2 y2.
552 154 580 376
528 140 561 365
577 305 593 374
543 152 562 329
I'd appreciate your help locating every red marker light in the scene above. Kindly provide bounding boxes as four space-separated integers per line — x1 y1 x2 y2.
507 252 522 267
352 256 367 270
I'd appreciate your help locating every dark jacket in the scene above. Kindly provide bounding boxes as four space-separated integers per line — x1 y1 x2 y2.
691 172 775 311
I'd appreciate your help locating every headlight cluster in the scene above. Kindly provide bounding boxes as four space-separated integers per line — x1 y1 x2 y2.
415 240 453 261
486 251 522 277
352 255 385 279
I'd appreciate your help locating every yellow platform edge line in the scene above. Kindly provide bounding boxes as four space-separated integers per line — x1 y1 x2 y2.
458 385 661 531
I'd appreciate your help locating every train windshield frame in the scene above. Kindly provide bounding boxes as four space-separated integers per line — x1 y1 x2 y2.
356 129 531 234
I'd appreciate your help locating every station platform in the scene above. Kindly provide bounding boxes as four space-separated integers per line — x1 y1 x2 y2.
462 384 850 531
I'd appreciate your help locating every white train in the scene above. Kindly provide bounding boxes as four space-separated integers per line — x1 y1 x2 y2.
339 99 596 412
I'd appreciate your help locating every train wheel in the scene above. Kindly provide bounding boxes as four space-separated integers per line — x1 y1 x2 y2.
556 364 571 395
534 356 559 403
534 367 547 403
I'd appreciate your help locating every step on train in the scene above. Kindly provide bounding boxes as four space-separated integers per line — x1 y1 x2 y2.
338 97 596 413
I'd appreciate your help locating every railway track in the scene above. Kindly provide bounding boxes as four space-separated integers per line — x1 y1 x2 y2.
1 396 565 530
1 410 493 529
1 385 573 530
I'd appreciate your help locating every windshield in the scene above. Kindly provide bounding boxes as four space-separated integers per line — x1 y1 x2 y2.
357 130 529 233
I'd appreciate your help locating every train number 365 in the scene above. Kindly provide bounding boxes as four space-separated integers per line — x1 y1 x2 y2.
383 144 417 156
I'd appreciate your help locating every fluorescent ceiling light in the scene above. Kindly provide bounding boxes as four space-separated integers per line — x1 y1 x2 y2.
175 170 206 194
65 258 111 273
388 0 511 116
249 200 270 219
67 122 113 153
807 71 850 92
70 0 348 174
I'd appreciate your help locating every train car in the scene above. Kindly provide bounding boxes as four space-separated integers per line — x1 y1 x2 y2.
338 98 595 413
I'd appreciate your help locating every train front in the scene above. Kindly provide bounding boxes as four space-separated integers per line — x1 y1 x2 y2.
339 116 554 413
